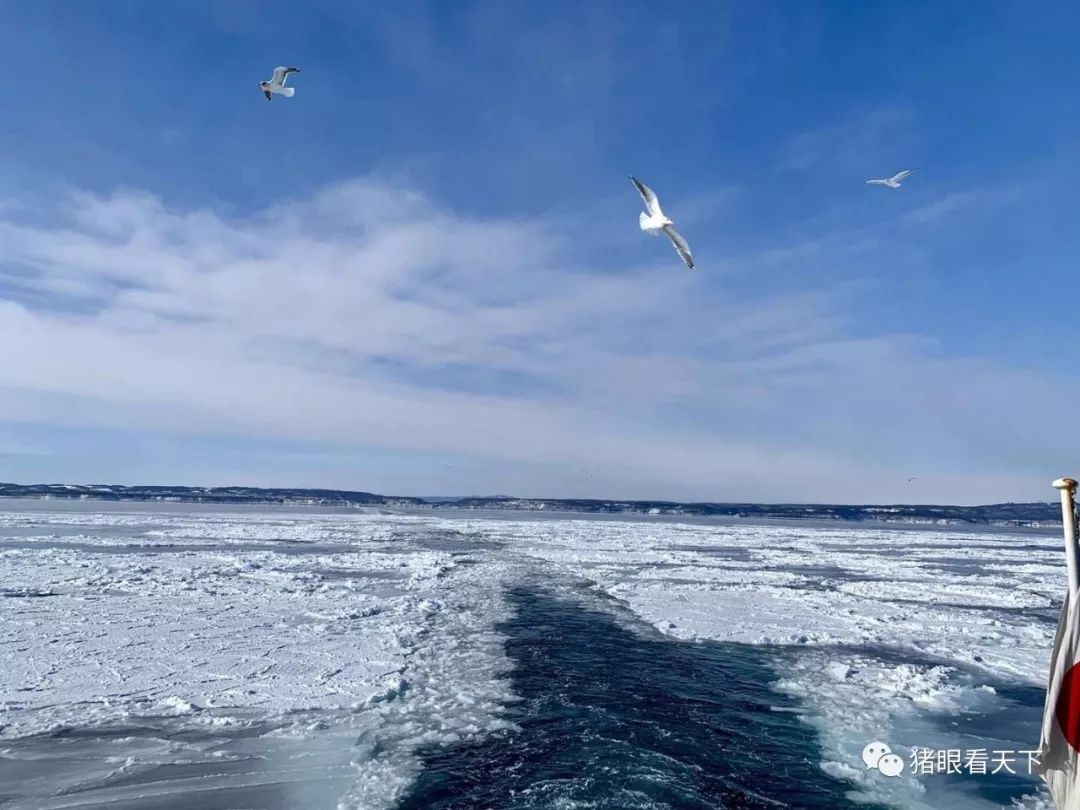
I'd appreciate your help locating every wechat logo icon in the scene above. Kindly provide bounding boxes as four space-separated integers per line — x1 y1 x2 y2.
863 741 905 778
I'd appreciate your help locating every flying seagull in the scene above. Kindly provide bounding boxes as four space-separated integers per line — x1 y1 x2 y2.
629 175 694 270
866 169 915 188
260 66 300 101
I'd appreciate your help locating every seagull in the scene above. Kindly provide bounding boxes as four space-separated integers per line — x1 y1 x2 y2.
907 476 917 483
629 175 694 270
866 169 915 188
259 66 300 101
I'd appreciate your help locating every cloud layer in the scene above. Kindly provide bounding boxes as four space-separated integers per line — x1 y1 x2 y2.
0 178 1071 503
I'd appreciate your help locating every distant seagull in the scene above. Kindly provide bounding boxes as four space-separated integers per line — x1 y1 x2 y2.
260 66 300 101
629 175 694 270
866 169 915 188
907 476 917 483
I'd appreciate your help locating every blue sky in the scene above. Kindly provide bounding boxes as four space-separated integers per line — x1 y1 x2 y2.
1 1 1079 503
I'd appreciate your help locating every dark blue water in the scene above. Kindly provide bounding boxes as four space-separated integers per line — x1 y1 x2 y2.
399 587 879 809
928 681 1044 807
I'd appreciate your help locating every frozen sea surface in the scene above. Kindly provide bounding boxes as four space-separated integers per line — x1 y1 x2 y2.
0 500 1059 808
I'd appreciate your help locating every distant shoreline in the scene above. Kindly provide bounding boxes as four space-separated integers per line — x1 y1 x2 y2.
0 482 1060 528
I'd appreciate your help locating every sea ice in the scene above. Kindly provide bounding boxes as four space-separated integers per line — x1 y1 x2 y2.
0 504 1060 808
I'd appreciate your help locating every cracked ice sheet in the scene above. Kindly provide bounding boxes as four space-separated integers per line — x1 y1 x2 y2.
0 509 517 809
443 516 1059 808
1 505 1063 808
457 519 1061 681
0 509 416 548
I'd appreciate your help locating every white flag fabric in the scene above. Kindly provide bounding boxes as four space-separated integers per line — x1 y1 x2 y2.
1037 591 1080 808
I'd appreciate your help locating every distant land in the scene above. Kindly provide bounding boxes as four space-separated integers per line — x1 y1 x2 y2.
0 482 1062 527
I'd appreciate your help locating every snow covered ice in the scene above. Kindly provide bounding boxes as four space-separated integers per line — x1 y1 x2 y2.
0 501 1060 808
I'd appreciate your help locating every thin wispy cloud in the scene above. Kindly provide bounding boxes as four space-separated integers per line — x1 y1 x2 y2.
777 107 916 175
0 176 1073 503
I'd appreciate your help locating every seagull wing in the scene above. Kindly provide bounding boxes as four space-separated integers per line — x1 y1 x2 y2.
890 169 914 183
866 178 888 185
662 224 694 270
271 66 299 86
629 175 663 217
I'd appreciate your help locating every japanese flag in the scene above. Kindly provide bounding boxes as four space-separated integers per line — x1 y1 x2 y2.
1037 590 1080 807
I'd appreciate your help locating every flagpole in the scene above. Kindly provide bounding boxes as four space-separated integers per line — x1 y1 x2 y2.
1053 478 1080 600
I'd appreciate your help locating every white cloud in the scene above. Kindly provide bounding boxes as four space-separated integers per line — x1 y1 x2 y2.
777 107 916 174
0 177 1073 503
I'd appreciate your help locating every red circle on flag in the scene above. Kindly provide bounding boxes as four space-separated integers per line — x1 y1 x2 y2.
1056 662 1080 751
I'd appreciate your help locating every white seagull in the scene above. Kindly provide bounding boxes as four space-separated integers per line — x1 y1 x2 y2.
866 169 915 188
259 66 300 101
629 175 694 270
